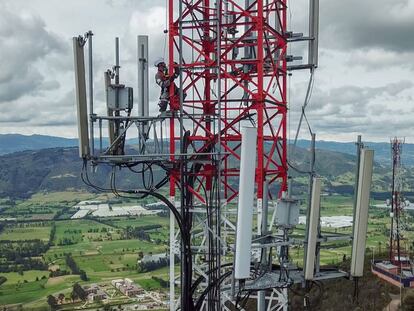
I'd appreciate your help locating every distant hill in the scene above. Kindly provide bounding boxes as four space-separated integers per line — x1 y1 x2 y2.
2 134 414 199
0 144 398 199
1 134 412 166
0 147 165 199
0 134 78 155
295 139 414 166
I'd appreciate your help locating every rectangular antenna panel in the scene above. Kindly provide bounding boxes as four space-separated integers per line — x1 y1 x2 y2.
137 35 149 117
305 177 322 280
73 37 90 158
308 0 320 67
235 126 257 279
351 149 374 277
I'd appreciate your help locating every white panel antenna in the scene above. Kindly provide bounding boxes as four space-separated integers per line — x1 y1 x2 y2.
351 149 374 277
73 37 90 158
308 0 319 67
234 126 257 279
305 177 322 280
137 35 149 118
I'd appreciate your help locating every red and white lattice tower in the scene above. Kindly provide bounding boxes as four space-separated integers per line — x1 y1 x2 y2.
167 0 288 213
389 137 406 265
166 0 290 309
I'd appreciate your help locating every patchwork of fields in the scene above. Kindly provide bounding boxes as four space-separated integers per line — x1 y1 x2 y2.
0 191 412 309
0 192 171 309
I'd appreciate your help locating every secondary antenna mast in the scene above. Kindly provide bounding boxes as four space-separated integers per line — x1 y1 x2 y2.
389 137 405 264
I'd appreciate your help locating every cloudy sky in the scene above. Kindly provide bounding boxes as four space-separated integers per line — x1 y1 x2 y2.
0 0 413 142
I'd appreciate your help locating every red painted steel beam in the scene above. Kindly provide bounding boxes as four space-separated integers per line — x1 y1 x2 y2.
169 0 288 203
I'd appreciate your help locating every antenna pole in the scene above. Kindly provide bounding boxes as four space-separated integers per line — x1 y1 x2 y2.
87 31 94 156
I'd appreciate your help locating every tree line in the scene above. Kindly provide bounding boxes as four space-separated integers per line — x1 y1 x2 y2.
0 256 47 273
138 256 169 272
0 240 49 260
123 224 162 241
65 254 88 281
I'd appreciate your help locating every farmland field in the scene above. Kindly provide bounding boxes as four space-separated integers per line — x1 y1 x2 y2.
109 215 170 228
0 191 172 309
0 223 51 241
0 191 403 309
53 219 119 244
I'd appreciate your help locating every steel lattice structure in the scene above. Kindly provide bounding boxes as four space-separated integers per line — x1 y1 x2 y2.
168 0 288 201
166 0 290 309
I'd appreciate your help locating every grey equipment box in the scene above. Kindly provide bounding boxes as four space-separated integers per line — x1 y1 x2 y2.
275 198 300 228
107 85 133 110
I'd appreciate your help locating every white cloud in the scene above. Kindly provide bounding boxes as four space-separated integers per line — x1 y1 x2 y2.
0 6 65 101
290 80 414 141
0 0 412 144
321 0 414 52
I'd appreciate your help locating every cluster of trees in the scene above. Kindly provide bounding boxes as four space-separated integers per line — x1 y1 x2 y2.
47 295 58 310
19 207 53 215
138 256 169 272
49 269 69 278
46 293 66 309
72 283 87 301
9 221 50 228
65 254 79 274
49 223 56 246
57 237 77 246
123 224 161 241
151 276 169 288
64 229 81 234
87 227 109 233
54 205 72 220
0 240 49 260
65 254 88 281
126 228 150 241
0 232 52 273
0 257 47 273
0 276 7 286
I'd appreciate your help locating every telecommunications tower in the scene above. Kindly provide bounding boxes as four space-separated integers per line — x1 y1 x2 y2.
389 138 405 264
166 0 318 308
73 0 375 309
371 138 414 288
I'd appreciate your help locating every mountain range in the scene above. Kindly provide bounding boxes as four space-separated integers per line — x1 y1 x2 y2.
0 134 411 199
0 134 78 155
1 134 411 166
